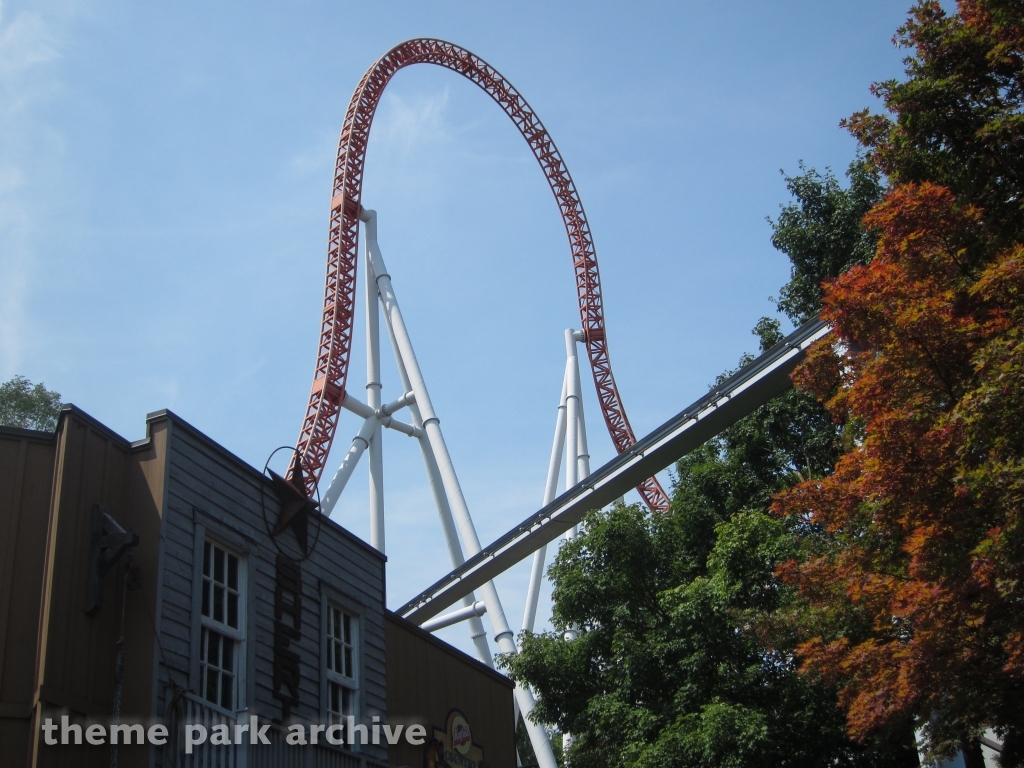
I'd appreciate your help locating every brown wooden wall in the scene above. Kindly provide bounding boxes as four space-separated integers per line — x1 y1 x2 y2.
0 427 57 763
31 408 169 768
384 612 515 768
0 407 169 768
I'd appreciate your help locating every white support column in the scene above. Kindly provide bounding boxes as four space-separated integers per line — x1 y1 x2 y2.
381 280 495 668
420 601 487 633
380 390 415 415
563 329 584 541
418 425 495 665
341 391 376 419
576 387 591 483
364 216 385 553
562 332 584 647
522 368 569 637
564 330 587 761
321 415 377 516
361 209 557 768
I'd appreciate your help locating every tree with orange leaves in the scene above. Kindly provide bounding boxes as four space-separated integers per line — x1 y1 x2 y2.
773 2 1024 763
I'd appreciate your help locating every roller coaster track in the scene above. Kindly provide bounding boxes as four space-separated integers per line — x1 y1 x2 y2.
295 38 670 510
399 317 832 624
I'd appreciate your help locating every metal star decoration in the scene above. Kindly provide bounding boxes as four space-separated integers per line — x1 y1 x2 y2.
268 452 319 555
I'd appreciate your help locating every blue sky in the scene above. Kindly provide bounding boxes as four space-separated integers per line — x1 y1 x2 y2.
1 0 911 657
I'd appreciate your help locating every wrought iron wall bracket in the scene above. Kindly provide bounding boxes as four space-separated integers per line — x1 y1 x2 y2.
85 503 139 615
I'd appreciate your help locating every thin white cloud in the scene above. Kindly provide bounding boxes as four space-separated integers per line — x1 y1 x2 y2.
0 0 73 373
0 6 60 82
371 85 532 165
376 87 452 153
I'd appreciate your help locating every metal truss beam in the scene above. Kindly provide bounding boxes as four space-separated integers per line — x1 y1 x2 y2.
398 318 831 625
294 38 669 510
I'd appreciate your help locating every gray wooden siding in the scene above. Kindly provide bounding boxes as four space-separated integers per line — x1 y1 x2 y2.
152 412 388 763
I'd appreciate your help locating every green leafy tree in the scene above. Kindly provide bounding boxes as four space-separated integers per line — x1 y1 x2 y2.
770 1 1024 762
501 109 892 764
843 0 1024 254
770 159 883 324
509 3 1024 766
773 181 1024 768
502 323 918 767
0 375 62 431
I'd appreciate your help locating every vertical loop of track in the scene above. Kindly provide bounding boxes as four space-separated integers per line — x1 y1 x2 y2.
296 38 669 511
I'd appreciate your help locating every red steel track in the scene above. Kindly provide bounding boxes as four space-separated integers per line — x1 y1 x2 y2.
296 38 670 511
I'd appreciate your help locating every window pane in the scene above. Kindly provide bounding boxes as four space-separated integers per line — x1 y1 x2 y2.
205 668 218 704
329 682 354 722
209 630 220 665
200 627 237 710
326 607 356 686
200 543 243 712
221 672 233 710
222 636 234 672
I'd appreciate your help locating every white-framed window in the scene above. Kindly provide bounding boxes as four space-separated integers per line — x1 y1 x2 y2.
199 539 244 711
325 604 358 731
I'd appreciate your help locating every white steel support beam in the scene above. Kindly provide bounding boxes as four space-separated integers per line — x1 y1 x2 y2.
323 393 420 519
361 209 558 768
381 391 416 415
521 370 568 637
377 416 422 438
563 334 579 494
575 383 591 482
563 329 585 542
420 601 487 633
339 390 414 420
341 392 376 419
321 415 377 516
564 330 587 648
365 216 385 553
563 331 587 757
381 316 495 668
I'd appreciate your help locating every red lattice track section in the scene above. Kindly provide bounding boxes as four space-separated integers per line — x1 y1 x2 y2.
295 39 669 511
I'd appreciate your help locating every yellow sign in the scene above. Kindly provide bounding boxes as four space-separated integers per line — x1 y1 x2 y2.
425 710 489 768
